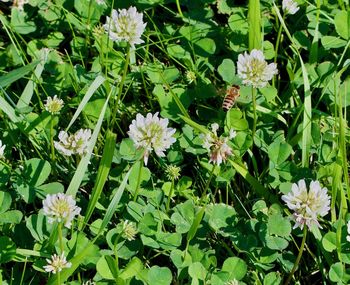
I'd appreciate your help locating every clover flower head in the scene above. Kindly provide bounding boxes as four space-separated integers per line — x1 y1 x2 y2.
282 0 300 15
122 220 138 241
165 165 181 181
282 179 330 230
82 281 96 285
15 0 28 10
44 95 64 114
237 49 278 88
54 129 91 156
185 71 196 84
200 124 235 166
0 140 6 159
103 6 147 49
43 193 81 228
43 252 72 274
95 0 105 5
128 112 176 165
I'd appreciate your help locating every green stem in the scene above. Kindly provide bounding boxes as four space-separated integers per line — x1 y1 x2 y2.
201 165 216 201
175 0 183 17
57 222 64 254
133 160 143 202
113 234 121 277
284 226 308 285
272 17 284 87
252 86 257 141
50 115 56 172
110 46 130 131
166 179 174 212
57 272 61 285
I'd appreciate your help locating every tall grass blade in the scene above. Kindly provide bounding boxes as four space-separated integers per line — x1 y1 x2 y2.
66 75 105 130
83 130 116 229
298 55 312 168
0 96 21 123
0 61 39 89
229 159 274 202
16 49 49 109
96 166 132 236
186 205 206 252
248 0 262 50
65 92 111 198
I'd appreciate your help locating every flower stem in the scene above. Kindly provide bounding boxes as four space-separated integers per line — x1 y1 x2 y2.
166 179 174 212
133 160 143 202
110 46 130 131
252 86 257 141
57 222 64 254
176 0 183 17
284 226 307 285
50 115 56 174
201 165 216 202
273 14 284 87
57 272 61 285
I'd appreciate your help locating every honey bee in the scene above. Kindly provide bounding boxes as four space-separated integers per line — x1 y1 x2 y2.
222 85 240 111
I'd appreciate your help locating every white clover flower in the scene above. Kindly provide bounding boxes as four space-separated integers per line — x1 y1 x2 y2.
0 140 6 159
128 112 176 165
44 95 64 114
82 281 96 285
282 180 331 230
122 220 138 241
200 124 236 166
103 6 147 49
43 252 72 274
237 49 278 88
347 221 350 242
43 193 81 228
54 129 91 156
71 129 92 155
282 0 300 15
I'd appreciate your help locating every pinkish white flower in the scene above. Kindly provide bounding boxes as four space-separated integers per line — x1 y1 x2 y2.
43 252 71 274
201 124 236 165
128 112 176 165
104 6 146 49
54 129 91 156
282 0 300 15
282 180 330 230
43 193 81 228
44 95 64 114
237 49 278 88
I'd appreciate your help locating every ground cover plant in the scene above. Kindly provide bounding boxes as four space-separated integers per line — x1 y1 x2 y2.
0 0 349 284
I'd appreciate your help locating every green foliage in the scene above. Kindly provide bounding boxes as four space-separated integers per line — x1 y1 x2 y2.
0 0 348 284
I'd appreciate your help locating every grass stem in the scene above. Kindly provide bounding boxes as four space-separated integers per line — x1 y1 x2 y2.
284 226 307 285
133 160 143 202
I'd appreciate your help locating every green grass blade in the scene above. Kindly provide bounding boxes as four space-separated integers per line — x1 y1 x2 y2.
0 61 39 89
248 0 262 50
96 165 133 236
229 159 274 202
66 75 105 130
179 115 209 134
16 49 49 109
186 205 206 251
0 96 21 123
298 54 312 168
65 92 111 198
309 0 321 63
82 130 117 229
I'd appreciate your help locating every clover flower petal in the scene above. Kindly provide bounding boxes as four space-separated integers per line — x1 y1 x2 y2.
43 193 81 228
43 252 72 274
201 124 234 166
44 95 64 114
237 49 278 88
0 140 6 159
282 0 300 15
128 112 176 165
103 6 146 49
282 179 330 230
54 129 91 156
